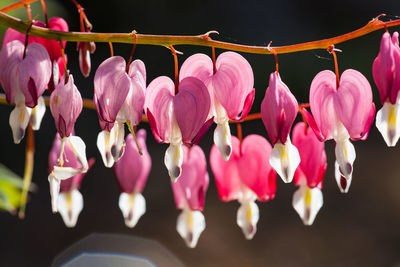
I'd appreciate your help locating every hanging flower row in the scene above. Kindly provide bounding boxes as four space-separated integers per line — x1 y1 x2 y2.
0 2 399 248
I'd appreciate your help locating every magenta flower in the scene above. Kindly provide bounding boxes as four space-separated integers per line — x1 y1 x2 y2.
113 130 151 228
0 40 51 143
94 56 146 167
48 133 89 214
210 135 276 239
180 52 255 161
145 76 211 181
305 69 375 181
373 31 400 146
171 145 209 248
292 122 327 225
3 17 69 92
261 71 300 183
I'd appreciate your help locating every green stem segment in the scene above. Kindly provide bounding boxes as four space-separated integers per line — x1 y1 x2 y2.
126 120 143 156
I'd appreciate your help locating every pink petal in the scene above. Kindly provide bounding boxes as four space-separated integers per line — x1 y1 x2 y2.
192 117 214 145
145 76 175 142
356 103 375 141
213 52 254 119
210 136 242 202
389 33 400 104
19 43 52 107
334 69 374 139
50 75 83 138
179 53 213 83
174 77 211 142
302 108 325 142
171 145 209 211
2 28 25 48
261 72 298 144
0 40 24 103
238 135 277 201
292 122 326 189
231 89 255 121
94 56 131 124
309 70 338 140
114 129 151 193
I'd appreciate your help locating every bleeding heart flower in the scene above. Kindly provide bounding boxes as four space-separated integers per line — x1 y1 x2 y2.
373 31 400 146
292 122 327 226
261 71 300 183
304 69 375 182
77 41 96 78
210 135 276 240
113 130 151 228
145 76 211 181
3 17 69 92
57 158 95 228
180 52 255 161
48 133 89 214
0 40 51 143
94 56 146 167
171 145 209 248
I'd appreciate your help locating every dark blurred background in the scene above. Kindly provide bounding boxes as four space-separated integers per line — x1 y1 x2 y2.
1 0 400 266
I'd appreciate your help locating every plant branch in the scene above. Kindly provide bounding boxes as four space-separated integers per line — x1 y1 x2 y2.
0 12 399 54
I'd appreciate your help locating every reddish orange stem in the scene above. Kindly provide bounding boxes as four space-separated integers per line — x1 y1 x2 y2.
39 0 47 26
24 4 31 21
59 41 68 83
170 46 179 95
269 48 279 73
126 32 137 72
0 0 38 13
212 46 217 74
108 42 113 57
328 45 340 89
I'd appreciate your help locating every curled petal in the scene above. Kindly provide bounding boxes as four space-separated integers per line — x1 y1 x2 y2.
292 185 323 226
213 121 232 161
48 174 61 213
302 109 325 142
174 77 211 142
376 100 400 147
9 104 31 144
269 138 300 183
232 89 255 121
118 192 146 228
334 138 355 180
57 189 83 228
176 209 205 248
334 161 352 193
237 200 259 240
309 70 338 140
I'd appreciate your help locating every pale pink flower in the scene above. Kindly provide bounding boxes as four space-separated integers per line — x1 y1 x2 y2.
180 52 255 161
145 76 211 181
113 130 151 228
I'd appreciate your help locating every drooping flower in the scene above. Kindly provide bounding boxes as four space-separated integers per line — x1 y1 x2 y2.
171 145 209 248
113 130 151 228
77 41 96 78
145 76 211 181
292 122 327 225
57 158 95 227
373 31 400 146
180 52 255 161
304 69 375 184
261 71 300 183
2 17 69 92
48 133 89 214
210 135 276 239
94 56 146 167
0 40 51 143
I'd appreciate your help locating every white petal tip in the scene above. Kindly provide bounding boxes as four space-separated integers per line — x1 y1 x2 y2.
292 186 323 226
237 201 259 240
376 102 400 147
164 143 183 182
214 122 232 161
119 193 146 228
177 210 205 248
269 140 300 184
335 161 352 193
58 190 84 228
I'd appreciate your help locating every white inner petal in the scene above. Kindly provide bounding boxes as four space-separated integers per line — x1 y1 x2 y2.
269 138 300 183
292 185 323 226
57 189 84 228
97 128 115 168
48 174 61 213
30 96 46 131
164 142 183 182
118 192 146 228
334 161 352 193
376 100 400 147
236 200 259 240
9 103 32 144
111 122 126 162
176 208 205 248
213 121 232 161
334 138 355 180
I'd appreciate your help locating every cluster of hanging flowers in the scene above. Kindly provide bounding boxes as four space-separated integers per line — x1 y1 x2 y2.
0 6 400 248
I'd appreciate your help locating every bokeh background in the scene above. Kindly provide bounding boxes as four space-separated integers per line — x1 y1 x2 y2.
1 0 400 266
